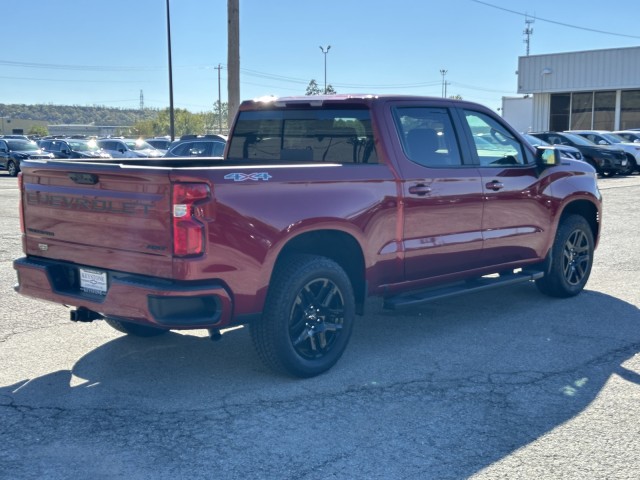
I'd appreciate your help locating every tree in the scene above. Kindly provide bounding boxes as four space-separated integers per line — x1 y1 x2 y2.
306 79 337 95
212 101 229 133
28 125 48 136
305 79 322 96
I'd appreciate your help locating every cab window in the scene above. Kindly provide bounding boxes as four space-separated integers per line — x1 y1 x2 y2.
464 110 532 166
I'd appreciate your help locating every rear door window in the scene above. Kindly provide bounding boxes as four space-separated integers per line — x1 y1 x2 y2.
392 107 464 167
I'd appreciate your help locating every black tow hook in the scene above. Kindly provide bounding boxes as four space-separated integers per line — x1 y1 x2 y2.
70 307 103 323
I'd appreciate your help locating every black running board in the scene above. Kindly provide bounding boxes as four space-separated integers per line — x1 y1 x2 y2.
383 270 545 310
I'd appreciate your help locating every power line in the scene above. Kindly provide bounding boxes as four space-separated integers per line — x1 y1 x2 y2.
470 0 640 39
0 75 150 84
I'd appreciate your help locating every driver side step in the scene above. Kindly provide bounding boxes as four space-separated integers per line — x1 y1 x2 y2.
383 270 545 310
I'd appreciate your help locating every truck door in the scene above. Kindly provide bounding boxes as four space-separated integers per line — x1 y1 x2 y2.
459 109 552 266
391 106 485 281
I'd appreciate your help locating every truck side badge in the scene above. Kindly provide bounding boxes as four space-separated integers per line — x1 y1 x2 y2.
224 172 272 182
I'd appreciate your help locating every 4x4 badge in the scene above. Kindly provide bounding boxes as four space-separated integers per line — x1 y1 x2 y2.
224 172 272 182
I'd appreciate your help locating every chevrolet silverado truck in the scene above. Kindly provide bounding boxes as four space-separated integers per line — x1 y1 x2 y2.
13 95 602 377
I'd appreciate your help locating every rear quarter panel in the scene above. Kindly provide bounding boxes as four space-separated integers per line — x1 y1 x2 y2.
170 163 400 317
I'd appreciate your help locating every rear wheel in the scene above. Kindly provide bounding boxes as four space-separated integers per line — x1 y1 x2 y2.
536 215 594 298
251 254 355 378
104 317 169 337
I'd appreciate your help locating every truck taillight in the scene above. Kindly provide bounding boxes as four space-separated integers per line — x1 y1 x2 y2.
172 183 210 256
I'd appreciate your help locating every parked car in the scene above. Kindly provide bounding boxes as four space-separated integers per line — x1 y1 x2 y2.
145 137 174 152
567 130 639 174
521 133 583 161
0 138 54 176
612 130 640 144
529 131 628 176
0 134 31 141
40 138 112 160
96 138 164 158
164 134 226 158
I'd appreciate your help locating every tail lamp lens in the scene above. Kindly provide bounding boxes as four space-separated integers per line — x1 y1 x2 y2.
172 183 210 256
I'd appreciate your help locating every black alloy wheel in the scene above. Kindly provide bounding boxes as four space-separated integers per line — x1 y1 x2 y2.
251 254 355 378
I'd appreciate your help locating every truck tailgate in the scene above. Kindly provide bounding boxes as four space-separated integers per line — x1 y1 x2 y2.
20 162 173 278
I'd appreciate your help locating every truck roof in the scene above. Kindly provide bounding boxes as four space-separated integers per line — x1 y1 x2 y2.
239 94 477 110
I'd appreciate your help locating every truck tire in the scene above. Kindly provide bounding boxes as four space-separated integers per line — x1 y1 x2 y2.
536 215 594 298
251 254 355 378
104 317 169 337
7 160 18 177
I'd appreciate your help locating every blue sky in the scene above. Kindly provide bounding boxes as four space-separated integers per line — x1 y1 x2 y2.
3 0 640 113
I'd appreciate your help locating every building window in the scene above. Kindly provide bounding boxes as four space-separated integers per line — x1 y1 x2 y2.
620 90 640 130
593 91 616 130
550 94 570 131
571 92 594 129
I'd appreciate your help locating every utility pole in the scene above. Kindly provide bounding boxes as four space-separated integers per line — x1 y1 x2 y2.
227 0 240 127
440 69 448 98
524 15 535 56
215 64 223 133
139 90 144 111
165 0 175 141
319 45 331 94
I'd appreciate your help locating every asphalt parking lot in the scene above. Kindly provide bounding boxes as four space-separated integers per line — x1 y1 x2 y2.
0 171 639 479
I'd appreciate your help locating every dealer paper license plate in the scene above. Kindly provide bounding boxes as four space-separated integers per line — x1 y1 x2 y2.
79 268 108 295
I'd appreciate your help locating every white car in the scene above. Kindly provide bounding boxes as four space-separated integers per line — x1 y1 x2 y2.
566 130 638 173
96 138 164 159
612 130 640 144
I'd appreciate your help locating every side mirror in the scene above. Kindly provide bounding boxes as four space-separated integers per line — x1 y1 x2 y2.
536 146 560 167
597 140 608 145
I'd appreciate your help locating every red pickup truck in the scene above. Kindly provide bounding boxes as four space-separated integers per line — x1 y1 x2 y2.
14 95 602 377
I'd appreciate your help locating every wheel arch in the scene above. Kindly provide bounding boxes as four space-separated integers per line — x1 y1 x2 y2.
559 199 600 246
273 229 366 314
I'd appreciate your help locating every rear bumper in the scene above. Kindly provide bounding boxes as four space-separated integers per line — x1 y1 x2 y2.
13 256 233 329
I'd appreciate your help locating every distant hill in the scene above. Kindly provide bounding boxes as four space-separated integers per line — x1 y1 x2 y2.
0 103 160 126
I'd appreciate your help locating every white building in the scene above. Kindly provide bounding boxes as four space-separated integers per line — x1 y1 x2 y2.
501 96 533 132
515 46 640 132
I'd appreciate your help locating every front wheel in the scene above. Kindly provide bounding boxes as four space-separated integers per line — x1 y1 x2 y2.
104 317 169 337
624 157 638 175
536 215 594 298
251 254 355 378
7 160 19 177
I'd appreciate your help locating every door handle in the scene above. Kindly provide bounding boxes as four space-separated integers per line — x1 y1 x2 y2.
485 180 504 191
408 184 432 196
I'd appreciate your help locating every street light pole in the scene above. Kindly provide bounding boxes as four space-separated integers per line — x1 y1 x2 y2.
440 69 448 98
319 45 331 94
215 64 223 133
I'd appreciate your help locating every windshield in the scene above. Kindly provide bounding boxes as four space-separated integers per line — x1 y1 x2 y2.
69 140 101 152
7 140 39 151
562 132 596 146
125 139 154 151
600 133 626 144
